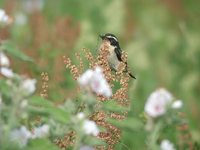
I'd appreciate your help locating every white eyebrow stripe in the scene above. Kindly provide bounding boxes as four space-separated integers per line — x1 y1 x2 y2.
106 35 118 41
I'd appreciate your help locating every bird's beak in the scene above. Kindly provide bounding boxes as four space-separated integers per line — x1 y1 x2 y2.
99 34 105 40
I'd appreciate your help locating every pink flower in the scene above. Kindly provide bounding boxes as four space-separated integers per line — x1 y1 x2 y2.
78 66 112 98
145 88 173 118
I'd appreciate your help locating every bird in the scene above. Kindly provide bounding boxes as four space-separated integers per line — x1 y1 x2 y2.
99 33 136 79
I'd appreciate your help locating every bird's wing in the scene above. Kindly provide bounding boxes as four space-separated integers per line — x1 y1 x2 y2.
114 48 122 61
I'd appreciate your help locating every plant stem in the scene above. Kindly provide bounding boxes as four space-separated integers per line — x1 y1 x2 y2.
147 121 162 150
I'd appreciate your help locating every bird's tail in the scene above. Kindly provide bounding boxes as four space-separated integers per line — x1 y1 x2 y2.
124 62 136 79
128 72 136 79
125 65 136 79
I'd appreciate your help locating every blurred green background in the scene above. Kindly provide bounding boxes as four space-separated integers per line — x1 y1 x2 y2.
0 0 200 149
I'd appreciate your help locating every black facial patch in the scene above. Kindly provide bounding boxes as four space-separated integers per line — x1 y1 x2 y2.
107 37 118 46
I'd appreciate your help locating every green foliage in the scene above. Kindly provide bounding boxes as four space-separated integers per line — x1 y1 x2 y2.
108 118 143 131
0 0 200 149
28 96 70 124
0 80 10 97
27 139 60 150
1 41 33 62
102 100 130 112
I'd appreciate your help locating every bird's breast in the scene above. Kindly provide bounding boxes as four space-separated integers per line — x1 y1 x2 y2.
99 42 120 71
107 49 120 71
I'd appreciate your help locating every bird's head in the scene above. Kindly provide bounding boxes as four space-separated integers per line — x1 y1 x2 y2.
99 33 120 48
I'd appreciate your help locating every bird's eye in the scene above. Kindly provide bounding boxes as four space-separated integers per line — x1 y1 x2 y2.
109 38 116 45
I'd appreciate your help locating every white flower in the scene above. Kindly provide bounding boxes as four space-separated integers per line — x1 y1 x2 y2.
31 124 50 139
78 69 94 86
83 120 99 136
21 78 37 95
77 112 85 120
0 52 14 78
171 100 183 109
0 9 11 25
0 9 5 18
1 67 14 78
90 67 112 97
160 139 176 150
10 126 31 147
145 88 173 118
0 52 10 66
78 66 112 98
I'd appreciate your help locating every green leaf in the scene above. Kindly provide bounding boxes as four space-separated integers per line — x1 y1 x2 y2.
46 107 70 124
107 118 143 131
28 106 49 116
29 96 53 108
84 136 106 146
28 96 70 124
1 41 33 62
0 80 10 98
102 100 130 112
27 139 59 150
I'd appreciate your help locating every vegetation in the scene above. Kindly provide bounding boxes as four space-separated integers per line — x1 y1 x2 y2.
0 0 199 149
